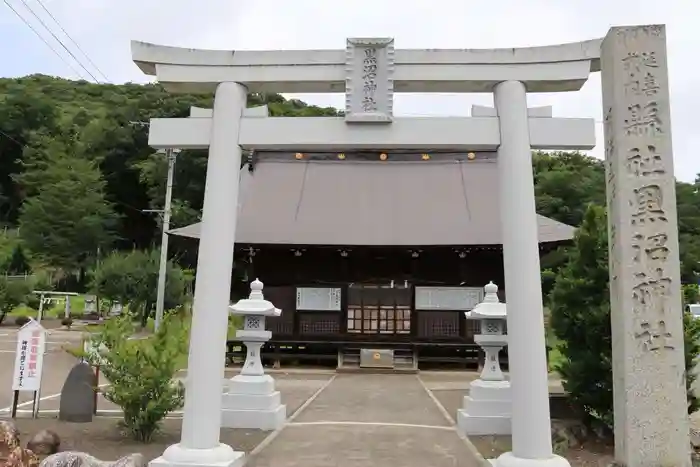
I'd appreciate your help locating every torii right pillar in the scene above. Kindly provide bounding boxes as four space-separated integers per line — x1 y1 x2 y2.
492 79 569 467
602 25 690 466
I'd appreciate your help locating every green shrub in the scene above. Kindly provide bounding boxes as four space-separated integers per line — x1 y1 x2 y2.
683 284 700 307
228 314 243 339
15 315 30 326
550 205 700 429
24 294 41 311
683 284 700 415
0 277 32 325
82 315 188 442
90 249 191 327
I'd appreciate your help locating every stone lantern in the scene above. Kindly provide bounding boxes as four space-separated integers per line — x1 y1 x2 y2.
457 281 512 436
221 279 286 430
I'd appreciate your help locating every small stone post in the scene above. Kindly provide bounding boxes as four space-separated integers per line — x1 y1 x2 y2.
221 279 286 431
457 282 512 436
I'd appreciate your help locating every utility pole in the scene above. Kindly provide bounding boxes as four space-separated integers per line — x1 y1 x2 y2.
154 148 180 332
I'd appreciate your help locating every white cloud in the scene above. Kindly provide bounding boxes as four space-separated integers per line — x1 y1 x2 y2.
4 0 699 180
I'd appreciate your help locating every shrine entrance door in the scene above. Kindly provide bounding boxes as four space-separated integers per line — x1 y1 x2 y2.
346 284 411 335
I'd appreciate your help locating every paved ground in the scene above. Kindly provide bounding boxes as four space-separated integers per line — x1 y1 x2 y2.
0 327 84 412
294 373 450 426
1 328 487 465
419 371 566 422
247 374 486 467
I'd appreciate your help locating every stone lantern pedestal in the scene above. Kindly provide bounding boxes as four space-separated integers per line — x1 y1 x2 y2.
457 281 512 436
221 279 286 430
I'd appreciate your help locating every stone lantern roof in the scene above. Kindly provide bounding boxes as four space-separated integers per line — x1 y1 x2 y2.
466 282 507 320
229 279 282 317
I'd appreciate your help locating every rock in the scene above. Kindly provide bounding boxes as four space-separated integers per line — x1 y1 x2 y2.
4 446 39 467
109 454 145 467
551 419 588 449
590 419 613 440
39 452 144 467
39 452 103 467
0 421 20 460
58 362 96 423
691 428 700 449
25 431 60 457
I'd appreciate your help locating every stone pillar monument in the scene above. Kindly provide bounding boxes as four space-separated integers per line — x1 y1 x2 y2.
493 81 569 467
149 82 247 467
457 282 512 436
221 279 286 430
602 25 691 466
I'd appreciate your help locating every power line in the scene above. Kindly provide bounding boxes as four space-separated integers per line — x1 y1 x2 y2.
1 0 86 79
32 0 110 82
13 0 101 82
0 128 22 147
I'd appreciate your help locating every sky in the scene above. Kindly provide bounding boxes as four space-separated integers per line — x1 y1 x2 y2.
0 0 697 181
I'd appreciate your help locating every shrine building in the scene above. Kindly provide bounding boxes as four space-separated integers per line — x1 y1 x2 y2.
168 149 574 369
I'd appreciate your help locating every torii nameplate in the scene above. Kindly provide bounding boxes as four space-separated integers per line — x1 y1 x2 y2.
345 38 395 124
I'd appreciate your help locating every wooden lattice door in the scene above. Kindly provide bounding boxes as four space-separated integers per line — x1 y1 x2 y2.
346 284 411 334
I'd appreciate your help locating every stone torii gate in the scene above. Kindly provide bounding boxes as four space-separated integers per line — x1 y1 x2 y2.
132 24 689 467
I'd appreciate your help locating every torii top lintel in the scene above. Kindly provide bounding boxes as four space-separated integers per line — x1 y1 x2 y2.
131 37 603 95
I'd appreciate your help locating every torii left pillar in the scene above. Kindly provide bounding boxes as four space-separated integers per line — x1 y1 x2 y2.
150 81 247 467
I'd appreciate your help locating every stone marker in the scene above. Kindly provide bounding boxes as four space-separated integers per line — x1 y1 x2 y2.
26 431 60 457
58 362 96 422
602 24 691 466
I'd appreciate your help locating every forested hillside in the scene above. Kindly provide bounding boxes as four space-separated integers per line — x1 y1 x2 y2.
0 75 339 282
1 75 699 288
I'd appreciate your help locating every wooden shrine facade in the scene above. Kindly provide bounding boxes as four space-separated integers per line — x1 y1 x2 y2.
226 244 538 367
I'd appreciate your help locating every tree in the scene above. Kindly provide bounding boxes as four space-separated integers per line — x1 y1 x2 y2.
676 179 700 282
532 151 607 291
682 284 700 414
82 315 188 442
683 283 700 305
134 150 207 230
0 75 340 253
90 249 191 326
0 83 61 224
550 204 700 428
683 310 700 414
5 74 700 287
532 151 606 228
549 205 613 427
0 277 32 325
17 149 117 273
6 245 31 275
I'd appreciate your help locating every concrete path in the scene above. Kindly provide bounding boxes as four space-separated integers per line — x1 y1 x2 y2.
247 374 486 467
